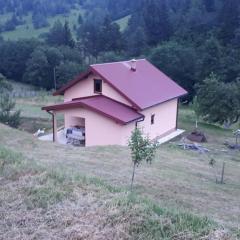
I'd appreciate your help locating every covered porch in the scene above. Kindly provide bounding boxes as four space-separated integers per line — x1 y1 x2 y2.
41 95 143 147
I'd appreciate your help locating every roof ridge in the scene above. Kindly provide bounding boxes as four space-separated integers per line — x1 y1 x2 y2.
91 59 146 67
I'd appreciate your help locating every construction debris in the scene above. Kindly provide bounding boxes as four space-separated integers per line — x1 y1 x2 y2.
178 142 210 153
224 141 240 150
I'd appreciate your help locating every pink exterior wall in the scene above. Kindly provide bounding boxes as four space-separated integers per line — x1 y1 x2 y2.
60 108 124 146
138 98 178 139
64 73 132 106
65 116 85 127
56 98 178 146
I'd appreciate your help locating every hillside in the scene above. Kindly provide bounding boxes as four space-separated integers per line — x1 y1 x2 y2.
0 6 84 40
0 94 240 239
0 3 129 40
1 122 239 239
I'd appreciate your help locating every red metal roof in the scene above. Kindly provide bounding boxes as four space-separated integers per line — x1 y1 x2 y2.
53 59 187 109
42 95 144 125
91 59 187 109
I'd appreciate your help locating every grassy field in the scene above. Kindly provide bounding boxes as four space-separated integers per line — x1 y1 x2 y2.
0 6 85 40
0 8 129 40
115 15 131 32
0 95 239 238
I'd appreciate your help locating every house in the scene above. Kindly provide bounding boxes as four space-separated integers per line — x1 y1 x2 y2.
42 59 187 146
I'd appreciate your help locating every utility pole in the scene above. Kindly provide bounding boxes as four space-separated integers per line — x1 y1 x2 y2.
53 67 57 90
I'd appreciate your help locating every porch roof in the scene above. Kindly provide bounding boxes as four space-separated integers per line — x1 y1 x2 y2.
42 95 144 125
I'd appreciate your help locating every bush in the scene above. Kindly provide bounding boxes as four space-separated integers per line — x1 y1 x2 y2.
0 93 21 128
0 73 21 128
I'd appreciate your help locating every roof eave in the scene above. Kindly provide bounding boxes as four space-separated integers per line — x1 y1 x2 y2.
42 101 142 125
140 92 188 111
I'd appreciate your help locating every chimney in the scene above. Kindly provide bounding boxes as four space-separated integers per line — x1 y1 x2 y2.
130 59 137 71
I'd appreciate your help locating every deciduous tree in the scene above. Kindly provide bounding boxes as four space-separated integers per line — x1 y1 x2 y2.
196 74 240 125
128 128 157 191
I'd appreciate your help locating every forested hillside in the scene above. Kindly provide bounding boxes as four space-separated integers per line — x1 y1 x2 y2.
0 0 240 105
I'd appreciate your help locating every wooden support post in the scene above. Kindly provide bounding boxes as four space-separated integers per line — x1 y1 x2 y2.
53 112 58 142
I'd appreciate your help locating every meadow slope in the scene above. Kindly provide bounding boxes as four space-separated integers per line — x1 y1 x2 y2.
0 110 239 239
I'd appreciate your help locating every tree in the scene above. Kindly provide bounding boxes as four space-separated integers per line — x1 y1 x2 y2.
63 21 75 48
32 13 49 29
0 73 21 128
203 0 215 12
219 47 240 83
192 96 200 129
4 18 16 31
78 21 102 59
78 13 83 25
218 0 240 44
199 36 222 79
78 16 123 60
0 39 40 82
55 61 82 88
196 73 240 126
125 26 147 57
23 46 63 89
23 48 50 88
98 16 123 52
46 20 75 48
128 127 157 191
149 41 197 101
143 0 171 45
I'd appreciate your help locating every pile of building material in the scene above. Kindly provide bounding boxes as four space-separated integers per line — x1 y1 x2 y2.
224 141 240 150
66 127 85 146
186 129 207 143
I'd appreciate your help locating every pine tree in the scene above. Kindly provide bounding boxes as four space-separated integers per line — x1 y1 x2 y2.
203 0 215 12
126 26 147 57
46 20 75 48
219 0 240 44
143 0 171 45
63 21 75 48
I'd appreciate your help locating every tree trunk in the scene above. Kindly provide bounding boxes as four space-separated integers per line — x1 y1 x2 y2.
130 162 137 191
195 119 198 129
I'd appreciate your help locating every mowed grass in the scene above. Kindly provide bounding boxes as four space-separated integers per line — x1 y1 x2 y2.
0 96 240 238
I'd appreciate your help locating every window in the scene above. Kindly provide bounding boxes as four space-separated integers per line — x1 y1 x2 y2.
94 79 102 93
151 114 155 125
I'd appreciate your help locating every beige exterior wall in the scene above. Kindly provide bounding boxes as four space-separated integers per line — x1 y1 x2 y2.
138 98 178 139
64 73 132 106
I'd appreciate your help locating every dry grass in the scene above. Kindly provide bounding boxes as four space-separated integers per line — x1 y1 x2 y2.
0 145 220 240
